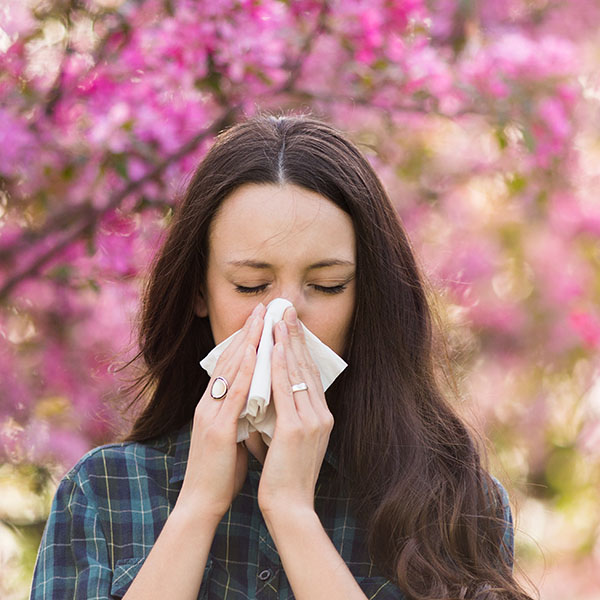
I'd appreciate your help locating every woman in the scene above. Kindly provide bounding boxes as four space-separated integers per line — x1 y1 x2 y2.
31 115 532 599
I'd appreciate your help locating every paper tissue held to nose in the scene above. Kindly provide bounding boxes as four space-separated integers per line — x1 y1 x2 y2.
199 298 348 445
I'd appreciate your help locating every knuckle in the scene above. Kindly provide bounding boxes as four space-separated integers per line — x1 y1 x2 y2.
296 357 309 371
286 317 299 334
216 342 235 363
305 419 321 436
289 369 302 383
204 423 227 444
323 413 335 431
271 373 288 390
193 413 207 432
194 401 209 422
229 387 247 405
240 354 256 374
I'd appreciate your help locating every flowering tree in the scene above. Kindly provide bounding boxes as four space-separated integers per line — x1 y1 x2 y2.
1 1 599 598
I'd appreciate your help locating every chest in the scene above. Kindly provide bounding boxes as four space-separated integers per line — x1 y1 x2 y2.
101 460 393 599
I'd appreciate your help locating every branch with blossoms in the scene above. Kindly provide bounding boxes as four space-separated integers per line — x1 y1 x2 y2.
2 2 600 598
1 2 598 518
0 107 237 301
0 1 335 298
0 0 580 300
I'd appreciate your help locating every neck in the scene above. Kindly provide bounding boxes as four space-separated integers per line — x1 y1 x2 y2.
243 431 268 464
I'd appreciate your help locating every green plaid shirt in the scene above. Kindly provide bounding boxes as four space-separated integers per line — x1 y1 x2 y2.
30 422 513 599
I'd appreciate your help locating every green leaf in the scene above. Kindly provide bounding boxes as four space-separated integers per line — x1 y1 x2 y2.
505 173 527 195
61 163 76 180
111 153 128 179
521 125 536 153
495 127 508 150
47 264 72 282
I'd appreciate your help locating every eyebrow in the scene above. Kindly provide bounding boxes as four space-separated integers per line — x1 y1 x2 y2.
226 259 355 270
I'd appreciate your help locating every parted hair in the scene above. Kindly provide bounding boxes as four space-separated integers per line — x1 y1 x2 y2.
123 114 533 600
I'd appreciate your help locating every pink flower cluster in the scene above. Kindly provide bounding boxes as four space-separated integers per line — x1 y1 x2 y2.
0 0 598 494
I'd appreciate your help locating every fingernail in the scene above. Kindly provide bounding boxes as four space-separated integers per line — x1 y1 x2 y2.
251 302 264 317
285 306 297 324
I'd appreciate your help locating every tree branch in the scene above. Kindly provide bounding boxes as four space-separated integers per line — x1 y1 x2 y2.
0 108 238 302
280 1 331 94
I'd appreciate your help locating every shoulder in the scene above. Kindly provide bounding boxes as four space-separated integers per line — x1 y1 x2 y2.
488 476 512 518
487 475 515 566
58 430 179 497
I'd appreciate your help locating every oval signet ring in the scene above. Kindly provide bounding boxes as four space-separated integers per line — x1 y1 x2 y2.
210 376 229 400
291 382 308 393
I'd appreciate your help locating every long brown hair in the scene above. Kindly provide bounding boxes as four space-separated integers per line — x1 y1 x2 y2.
122 114 533 599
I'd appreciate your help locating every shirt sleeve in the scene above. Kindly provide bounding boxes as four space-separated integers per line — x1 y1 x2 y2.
30 472 113 600
497 479 515 570
356 576 405 599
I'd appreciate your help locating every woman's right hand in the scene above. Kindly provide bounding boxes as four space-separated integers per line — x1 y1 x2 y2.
174 302 266 525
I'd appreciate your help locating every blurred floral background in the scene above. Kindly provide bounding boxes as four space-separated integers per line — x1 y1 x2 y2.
1 0 599 598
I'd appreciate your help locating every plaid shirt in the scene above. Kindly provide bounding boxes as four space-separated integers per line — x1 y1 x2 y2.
30 422 514 599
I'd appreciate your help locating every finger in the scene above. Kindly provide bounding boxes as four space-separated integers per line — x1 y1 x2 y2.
210 302 265 392
270 340 300 424
279 319 323 415
205 317 260 403
282 307 323 396
275 321 320 420
200 305 264 414
217 344 257 424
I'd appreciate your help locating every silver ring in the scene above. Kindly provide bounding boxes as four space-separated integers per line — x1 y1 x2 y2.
210 376 229 400
291 382 308 393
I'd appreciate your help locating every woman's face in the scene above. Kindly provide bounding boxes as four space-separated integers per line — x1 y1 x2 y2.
195 183 356 355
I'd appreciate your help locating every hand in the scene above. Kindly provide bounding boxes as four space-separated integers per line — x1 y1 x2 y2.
258 306 334 517
175 302 266 525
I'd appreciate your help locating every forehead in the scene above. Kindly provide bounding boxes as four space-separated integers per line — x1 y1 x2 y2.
208 183 355 264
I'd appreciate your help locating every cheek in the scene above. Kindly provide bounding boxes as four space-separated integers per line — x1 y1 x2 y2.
302 311 352 355
332 316 353 355
208 297 253 344
332 300 355 355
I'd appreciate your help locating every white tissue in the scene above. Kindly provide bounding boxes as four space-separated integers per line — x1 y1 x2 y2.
199 298 347 445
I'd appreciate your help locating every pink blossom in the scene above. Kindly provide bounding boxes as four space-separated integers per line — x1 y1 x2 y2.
96 231 138 278
0 224 22 251
570 310 600 349
578 210 600 237
403 46 454 99
22 420 91 469
0 107 36 175
524 231 589 305
469 301 528 337
45 428 92 469
0 0 37 39
0 344 32 417
461 33 577 105
0 10 599 591
436 237 500 291
12 279 58 314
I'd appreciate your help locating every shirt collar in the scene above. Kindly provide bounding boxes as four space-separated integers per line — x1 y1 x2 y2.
169 421 339 484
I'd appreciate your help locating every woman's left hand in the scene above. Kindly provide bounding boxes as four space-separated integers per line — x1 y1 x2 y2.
257 306 334 517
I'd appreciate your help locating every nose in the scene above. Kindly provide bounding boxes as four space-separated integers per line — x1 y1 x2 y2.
268 285 305 319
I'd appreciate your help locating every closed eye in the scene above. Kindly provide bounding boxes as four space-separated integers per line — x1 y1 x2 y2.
234 284 348 295
312 284 347 295
234 284 269 295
